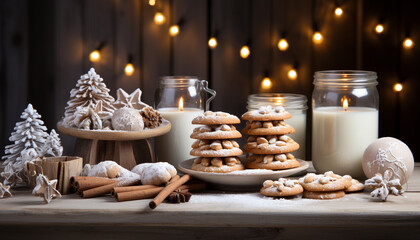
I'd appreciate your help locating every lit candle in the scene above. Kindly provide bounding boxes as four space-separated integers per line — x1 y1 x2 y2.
312 97 378 178
155 97 203 166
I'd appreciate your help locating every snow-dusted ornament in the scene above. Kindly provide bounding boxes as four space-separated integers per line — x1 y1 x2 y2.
0 183 12 199
1 104 48 186
362 137 414 185
73 101 112 130
365 169 403 201
113 88 150 110
32 174 62 204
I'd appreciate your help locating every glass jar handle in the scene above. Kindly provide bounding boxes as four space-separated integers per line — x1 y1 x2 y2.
200 80 216 111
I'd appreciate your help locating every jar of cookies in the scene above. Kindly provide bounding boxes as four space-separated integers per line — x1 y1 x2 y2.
247 93 307 159
312 70 379 178
154 76 215 166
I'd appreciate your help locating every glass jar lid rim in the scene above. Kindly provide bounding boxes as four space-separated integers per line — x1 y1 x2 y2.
248 93 307 102
160 76 199 85
314 70 377 85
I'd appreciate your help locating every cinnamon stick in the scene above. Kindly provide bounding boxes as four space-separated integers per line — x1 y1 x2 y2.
81 182 118 198
115 182 206 202
166 175 180 185
75 178 117 192
149 175 191 209
111 185 157 197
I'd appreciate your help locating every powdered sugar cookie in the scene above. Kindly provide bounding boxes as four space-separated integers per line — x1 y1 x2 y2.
190 148 243 157
242 120 295 136
298 171 352 192
241 106 292 121
243 135 299 154
191 139 242 157
192 111 240 125
345 178 365 192
303 190 345 199
191 157 245 173
190 124 242 139
131 162 177 185
260 178 303 197
246 153 300 170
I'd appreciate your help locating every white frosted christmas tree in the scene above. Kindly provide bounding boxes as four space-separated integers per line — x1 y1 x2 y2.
42 129 63 157
1 104 49 186
63 68 116 129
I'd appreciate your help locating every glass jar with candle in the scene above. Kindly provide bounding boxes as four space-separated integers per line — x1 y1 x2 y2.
247 93 308 160
312 70 379 178
154 76 215 166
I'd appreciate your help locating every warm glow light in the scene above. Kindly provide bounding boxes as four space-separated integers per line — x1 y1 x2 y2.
313 32 323 44
375 24 384 34
393 83 403 92
287 69 297 80
178 97 184 111
89 50 101 62
277 38 289 51
240 45 250 58
154 12 165 24
261 77 272 89
124 63 134 76
403 38 414 49
335 7 343 16
342 97 349 111
149 0 156 6
169 25 180 36
208 37 218 49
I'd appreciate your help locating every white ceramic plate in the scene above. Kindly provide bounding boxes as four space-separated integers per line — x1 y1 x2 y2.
178 157 309 191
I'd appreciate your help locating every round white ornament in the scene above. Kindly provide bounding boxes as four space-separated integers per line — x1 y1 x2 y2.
362 137 414 185
111 107 144 131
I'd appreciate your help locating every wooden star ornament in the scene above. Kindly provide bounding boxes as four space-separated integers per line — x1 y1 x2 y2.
0 183 12 198
114 88 150 110
32 174 62 203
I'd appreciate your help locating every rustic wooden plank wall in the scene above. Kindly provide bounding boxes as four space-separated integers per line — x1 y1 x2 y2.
1 0 419 160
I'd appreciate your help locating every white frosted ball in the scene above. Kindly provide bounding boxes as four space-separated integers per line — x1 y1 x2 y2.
362 137 414 184
111 107 144 131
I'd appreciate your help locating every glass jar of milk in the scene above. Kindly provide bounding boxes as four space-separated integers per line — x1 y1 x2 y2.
247 93 308 160
312 70 379 178
154 76 215 166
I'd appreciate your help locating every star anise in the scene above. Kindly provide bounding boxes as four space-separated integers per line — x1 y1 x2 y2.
167 189 192 203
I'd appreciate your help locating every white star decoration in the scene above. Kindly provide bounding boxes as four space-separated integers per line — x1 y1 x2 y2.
32 174 62 203
0 183 12 198
113 88 149 110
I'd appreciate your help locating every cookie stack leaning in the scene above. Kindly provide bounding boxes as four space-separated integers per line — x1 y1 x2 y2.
190 111 245 173
242 105 300 170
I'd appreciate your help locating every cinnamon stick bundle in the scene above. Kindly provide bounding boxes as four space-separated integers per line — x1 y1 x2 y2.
149 174 191 209
81 182 119 198
115 182 206 202
111 185 157 197
74 178 116 192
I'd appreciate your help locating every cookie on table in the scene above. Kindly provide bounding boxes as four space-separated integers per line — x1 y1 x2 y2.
192 111 240 125
243 135 300 155
190 124 242 139
345 178 365 192
242 120 295 136
246 153 300 170
303 190 345 200
190 139 243 157
298 171 352 192
260 178 303 197
241 106 292 121
191 156 245 173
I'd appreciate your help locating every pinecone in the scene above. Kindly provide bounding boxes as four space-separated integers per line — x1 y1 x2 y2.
140 107 162 129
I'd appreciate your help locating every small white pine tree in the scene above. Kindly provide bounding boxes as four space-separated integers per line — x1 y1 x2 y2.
42 129 63 157
1 104 48 186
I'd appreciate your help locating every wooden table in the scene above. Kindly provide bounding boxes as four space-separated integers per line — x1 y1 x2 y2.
1 163 420 239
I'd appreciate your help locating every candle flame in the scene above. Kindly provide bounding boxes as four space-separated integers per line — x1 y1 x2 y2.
179 97 184 111
342 97 349 111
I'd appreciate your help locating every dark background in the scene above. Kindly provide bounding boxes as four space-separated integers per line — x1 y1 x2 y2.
1 0 419 161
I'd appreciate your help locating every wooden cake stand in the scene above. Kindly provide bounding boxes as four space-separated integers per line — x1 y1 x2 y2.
57 120 171 170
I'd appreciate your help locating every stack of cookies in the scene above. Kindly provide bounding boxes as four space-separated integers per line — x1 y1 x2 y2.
299 171 364 199
242 106 300 170
190 111 245 173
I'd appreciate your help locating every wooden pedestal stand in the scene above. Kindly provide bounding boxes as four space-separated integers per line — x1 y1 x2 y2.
57 121 171 170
